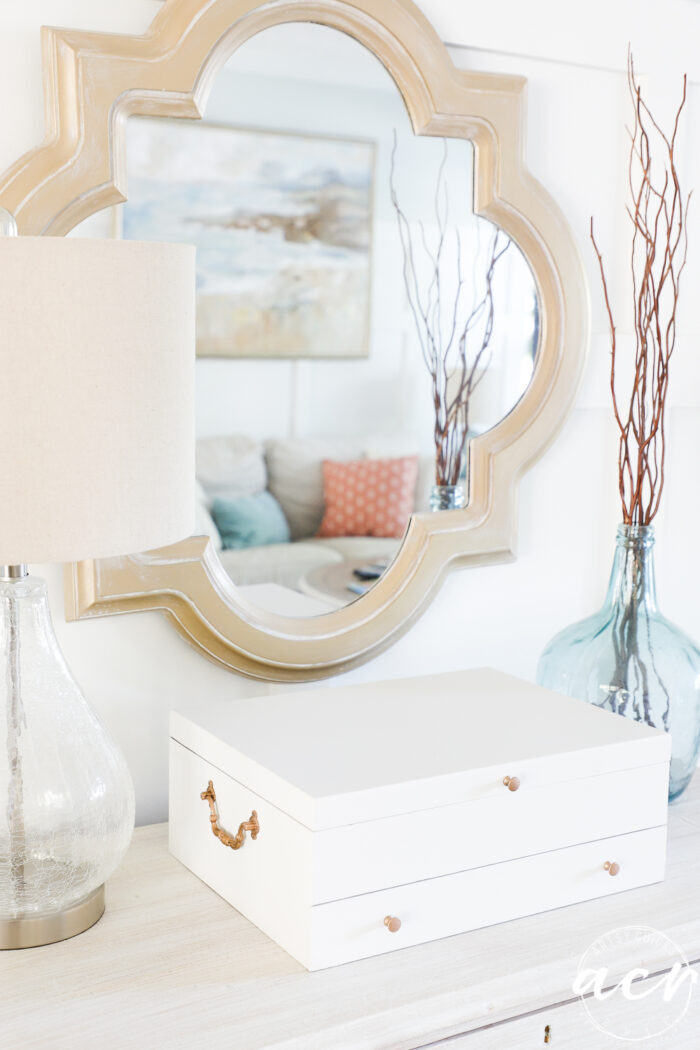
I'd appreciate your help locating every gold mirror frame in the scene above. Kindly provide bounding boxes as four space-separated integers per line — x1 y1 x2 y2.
0 0 588 681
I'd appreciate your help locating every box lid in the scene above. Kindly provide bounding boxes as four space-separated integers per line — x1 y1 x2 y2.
170 668 670 831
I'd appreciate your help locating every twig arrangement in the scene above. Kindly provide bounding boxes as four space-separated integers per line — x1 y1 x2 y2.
591 50 690 526
588 50 691 732
390 135 509 488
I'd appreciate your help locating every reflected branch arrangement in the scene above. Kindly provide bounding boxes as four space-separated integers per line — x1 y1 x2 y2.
390 133 510 488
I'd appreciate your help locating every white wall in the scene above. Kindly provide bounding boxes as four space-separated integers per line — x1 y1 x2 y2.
2 1 700 825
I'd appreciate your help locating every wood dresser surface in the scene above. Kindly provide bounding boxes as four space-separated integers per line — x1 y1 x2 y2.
3 781 700 1050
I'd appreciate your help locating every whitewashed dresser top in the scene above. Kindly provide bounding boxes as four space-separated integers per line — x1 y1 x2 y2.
4 782 700 1049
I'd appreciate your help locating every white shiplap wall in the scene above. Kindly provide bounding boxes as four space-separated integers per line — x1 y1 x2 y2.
1 1 699 824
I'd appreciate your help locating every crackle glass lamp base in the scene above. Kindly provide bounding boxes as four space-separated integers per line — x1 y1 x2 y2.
0 571 134 948
0 885 105 949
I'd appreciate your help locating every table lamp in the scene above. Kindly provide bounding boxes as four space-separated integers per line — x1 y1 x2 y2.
0 209 195 948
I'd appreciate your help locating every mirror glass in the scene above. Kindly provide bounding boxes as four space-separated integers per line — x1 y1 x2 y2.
75 23 538 616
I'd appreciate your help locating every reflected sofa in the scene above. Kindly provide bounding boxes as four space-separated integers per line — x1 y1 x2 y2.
194 434 433 590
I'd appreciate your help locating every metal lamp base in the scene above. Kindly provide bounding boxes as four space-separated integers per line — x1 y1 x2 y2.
0 885 105 949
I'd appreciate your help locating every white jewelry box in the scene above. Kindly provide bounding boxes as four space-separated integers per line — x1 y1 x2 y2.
169 668 670 970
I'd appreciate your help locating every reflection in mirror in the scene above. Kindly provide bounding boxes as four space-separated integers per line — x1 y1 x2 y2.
78 23 538 616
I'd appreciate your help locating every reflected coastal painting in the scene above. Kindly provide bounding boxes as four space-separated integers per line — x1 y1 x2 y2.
123 117 374 358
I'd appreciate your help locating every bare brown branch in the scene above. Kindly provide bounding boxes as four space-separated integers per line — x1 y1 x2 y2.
591 48 690 525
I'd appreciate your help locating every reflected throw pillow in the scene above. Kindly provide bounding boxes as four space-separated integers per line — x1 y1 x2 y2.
265 438 365 540
211 492 291 550
317 456 418 539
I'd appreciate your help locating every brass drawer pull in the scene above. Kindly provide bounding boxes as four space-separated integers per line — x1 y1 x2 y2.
384 915 401 933
201 780 259 851
503 775 520 792
604 860 620 876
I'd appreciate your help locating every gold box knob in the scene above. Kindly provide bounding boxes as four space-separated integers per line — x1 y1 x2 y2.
503 775 520 792
604 860 620 876
384 915 401 933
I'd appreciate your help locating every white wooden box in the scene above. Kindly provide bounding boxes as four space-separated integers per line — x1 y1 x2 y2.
169 668 670 970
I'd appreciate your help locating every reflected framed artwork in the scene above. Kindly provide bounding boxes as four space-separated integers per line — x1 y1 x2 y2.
122 118 375 359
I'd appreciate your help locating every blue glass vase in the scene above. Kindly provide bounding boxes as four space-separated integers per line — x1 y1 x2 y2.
537 524 700 801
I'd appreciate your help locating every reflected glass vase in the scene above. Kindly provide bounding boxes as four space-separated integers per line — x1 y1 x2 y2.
429 484 466 511
0 574 134 946
537 525 700 801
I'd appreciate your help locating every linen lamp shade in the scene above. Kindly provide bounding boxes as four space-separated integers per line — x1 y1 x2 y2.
0 237 195 564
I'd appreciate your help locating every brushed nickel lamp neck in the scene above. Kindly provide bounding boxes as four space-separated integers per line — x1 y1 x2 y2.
0 566 29 582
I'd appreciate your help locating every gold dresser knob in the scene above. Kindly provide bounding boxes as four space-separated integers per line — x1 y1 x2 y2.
384 916 401 933
604 861 620 876
503 776 520 792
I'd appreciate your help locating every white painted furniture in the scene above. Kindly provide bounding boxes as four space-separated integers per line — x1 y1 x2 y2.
5 783 700 1049
169 668 669 970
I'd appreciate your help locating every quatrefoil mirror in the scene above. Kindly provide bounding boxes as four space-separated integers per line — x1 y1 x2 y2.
0 0 588 680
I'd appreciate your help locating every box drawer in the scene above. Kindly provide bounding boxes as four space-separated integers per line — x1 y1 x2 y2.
308 826 667 969
313 762 668 900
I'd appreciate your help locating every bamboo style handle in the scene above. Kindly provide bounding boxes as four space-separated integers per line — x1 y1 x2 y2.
201 780 259 851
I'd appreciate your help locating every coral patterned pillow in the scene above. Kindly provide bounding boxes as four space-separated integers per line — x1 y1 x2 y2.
317 456 419 539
